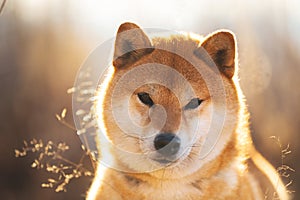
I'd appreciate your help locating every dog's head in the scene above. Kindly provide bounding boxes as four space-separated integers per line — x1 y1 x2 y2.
96 22 240 178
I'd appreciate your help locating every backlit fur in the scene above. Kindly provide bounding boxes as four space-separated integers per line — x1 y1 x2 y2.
86 23 289 200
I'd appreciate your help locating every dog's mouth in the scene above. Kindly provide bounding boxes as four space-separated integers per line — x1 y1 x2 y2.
152 158 174 164
150 154 182 166
148 145 194 167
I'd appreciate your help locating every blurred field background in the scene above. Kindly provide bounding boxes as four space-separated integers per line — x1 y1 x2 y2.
0 0 299 199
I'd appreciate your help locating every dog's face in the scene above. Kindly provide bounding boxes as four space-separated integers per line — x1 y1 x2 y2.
96 23 240 178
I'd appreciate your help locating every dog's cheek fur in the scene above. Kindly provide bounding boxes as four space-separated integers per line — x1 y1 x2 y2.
129 96 151 127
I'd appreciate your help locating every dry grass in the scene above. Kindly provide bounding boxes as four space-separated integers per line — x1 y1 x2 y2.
263 136 295 199
14 109 95 193
0 0 6 14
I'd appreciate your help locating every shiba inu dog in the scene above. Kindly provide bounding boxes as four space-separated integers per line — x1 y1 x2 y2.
86 22 289 200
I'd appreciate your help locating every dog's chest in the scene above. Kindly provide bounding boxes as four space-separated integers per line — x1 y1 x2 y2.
134 180 203 200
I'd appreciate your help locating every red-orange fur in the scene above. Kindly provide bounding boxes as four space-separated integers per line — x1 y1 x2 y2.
87 22 289 200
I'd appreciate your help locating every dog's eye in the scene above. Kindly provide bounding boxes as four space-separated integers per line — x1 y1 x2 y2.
184 98 203 110
137 92 154 107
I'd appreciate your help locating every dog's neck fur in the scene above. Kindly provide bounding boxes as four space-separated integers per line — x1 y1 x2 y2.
97 132 251 199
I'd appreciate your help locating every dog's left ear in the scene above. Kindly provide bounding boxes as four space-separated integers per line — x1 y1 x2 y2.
195 31 236 79
113 22 153 69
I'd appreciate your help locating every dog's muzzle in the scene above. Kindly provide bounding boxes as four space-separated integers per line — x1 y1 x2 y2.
154 133 181 157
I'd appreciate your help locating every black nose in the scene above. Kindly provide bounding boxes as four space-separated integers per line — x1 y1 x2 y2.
154 133 181 157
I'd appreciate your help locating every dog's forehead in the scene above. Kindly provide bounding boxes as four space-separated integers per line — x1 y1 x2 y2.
118 35 212 97
152 34 200 55
146 53 207 87
150 35 209 82
130 61 208 101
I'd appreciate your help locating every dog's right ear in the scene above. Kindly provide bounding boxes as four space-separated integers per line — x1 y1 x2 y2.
113 22 153 69
194 30 236 79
